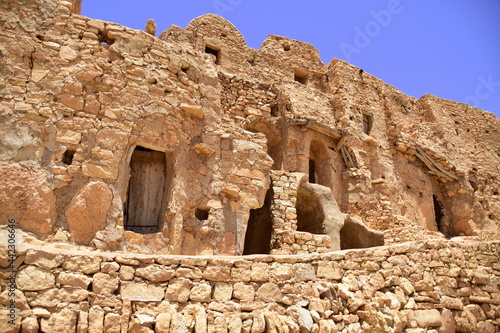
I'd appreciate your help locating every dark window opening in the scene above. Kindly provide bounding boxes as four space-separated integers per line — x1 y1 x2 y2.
195 208 209 221
309 159 316 184
270 104 279 117
97 30 115 45
243 188 273 255
62 149 75 165
283 44 291 51
433 195 444 233
363 114 373 135
124 146 167 234
205 45 220 64
181 66 189 73
294 69 307 84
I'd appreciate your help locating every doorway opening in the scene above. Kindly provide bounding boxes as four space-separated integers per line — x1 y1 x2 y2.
296 184 325 235
308 139 332 187
309 159 316 184
124 146 168 234
243 188 273 254
433 195 444 234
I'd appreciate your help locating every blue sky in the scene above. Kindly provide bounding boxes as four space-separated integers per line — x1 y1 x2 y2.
82 1 500 118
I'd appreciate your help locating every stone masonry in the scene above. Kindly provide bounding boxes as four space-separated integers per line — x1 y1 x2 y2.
0 0 500 331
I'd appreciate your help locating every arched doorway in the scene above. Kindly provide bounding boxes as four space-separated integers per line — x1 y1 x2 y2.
308 139 332 188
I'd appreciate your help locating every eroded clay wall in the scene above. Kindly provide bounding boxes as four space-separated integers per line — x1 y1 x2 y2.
1 240 499 332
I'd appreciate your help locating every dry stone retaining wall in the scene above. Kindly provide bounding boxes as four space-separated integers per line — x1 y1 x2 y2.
1 239 499 332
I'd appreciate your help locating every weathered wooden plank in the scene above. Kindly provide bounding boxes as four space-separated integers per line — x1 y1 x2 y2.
126 149 166 233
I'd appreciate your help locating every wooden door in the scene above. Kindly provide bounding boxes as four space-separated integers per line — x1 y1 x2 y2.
125 147 166 233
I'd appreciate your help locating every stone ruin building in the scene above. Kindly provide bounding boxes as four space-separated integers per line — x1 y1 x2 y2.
0 0 499 332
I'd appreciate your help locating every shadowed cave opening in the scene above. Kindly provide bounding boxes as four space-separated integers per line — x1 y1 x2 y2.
205 45 220 64
296 185 325 235
62 149 75 165
243 188 273 255
433 194 446 236
124 146 168 234
294 68 307 84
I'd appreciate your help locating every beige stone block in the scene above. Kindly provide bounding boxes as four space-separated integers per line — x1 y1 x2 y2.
189 282 212 302
270 263 293 281
47 308 77 333
414 309 441 328
60 94 84 110
0 289 29 311
228 315 243 333
180 103 204 118
16 266 55 291
316 262 342 280
82 162 118 179
473 268 491 285
119 266 135 281
87 19 105 30
252 310 266 333
33 308 51 318
76 65 103 82
294 263 315 282
59 46 78 60
62 256 102 274
24 250 65 270
100 262 120 273
88 305 104 333
203 265 231 282
251 263 269 282
441 296 464 310
257 283 282 302
155 313 172 332
165 279 191 302
56 271 92 289
92 272 119 295
62 81 83 95
135 265 175 283
104 313 121 333
21 316 39 333
31 63 50 82
65 181 113 245
231 267 251 282
0 309 20 332
213 283 233 302
120 282 165 302
233 282 255 301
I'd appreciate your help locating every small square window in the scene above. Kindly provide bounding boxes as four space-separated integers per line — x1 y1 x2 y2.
205 45 220 64
294 69 307 84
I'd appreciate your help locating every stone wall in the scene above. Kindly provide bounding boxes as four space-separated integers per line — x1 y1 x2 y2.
1 240 499 332
1 0 499 254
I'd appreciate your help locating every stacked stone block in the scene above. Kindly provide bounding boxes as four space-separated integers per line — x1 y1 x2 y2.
1 240 498 332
